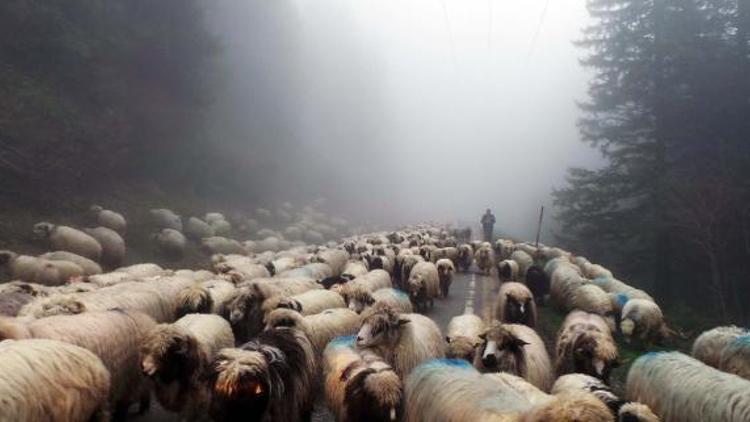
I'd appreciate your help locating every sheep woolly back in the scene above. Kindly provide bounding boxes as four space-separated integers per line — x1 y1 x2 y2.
2 309 155 408
626 352 750 422
692 325 749 368
0 338 111 421
405 359 613 422
719 335 750 381
266 307 360 353
371 288 413 314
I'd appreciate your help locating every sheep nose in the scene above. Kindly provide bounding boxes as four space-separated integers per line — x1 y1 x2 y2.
482 354 497 367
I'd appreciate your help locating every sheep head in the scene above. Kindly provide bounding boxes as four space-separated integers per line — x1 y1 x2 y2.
209 347 277 420
0 250 17 267
347 286 375 314
141 324 202 383
356 303 406 348
32 222 55 239
478 322 529 374
175 286 213 319
264 308 304 331
344 366 403 422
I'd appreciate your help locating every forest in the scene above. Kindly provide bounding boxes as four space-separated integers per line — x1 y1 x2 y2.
554 0 750 324
1 0 749 326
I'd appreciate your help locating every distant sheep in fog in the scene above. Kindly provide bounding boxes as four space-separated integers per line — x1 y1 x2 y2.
90 205 127 234
33 222 102 261
150 208 183 232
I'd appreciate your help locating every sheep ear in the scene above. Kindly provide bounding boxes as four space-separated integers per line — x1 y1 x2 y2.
478 332 487 340
397 317 410 326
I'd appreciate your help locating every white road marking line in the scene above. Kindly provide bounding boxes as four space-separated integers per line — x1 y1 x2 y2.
464 273 476 314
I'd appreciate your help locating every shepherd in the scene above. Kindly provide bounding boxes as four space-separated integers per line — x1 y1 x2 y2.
480 208 496 242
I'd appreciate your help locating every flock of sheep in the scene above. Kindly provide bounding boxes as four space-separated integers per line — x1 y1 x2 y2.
0 207 749 422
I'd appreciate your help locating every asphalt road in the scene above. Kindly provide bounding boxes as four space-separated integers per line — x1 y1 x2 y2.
131 268 498 422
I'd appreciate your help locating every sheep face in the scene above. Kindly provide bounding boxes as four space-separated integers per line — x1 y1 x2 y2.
274 297 303 313
141 325 201 383
227 289 265 339
210 349 272 420
32 222 54 239
176 286 213 319
505 294 532 325
344 368 403 422
356 305 406 349
347 290 375 314
477 323 529 373
569 333 618 381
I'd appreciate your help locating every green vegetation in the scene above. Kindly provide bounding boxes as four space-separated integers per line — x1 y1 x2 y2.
554 0 750 325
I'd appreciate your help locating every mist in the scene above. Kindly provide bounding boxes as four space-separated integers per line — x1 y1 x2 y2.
206 0 600 238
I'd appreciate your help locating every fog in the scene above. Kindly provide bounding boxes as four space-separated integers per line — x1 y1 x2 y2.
207 0 600 238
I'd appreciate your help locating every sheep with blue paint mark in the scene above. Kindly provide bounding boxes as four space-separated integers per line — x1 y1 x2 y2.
718 334 750 381
691 325 749 368
626 351 750 422
324 336 403 421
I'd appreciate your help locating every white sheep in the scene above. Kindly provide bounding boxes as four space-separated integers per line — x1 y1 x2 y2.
474 245 495 274
185 216 215 240
355 302 445 379
555 310 619 382
0 309 156 417
33 222 102 261
692 325 749 368
201 236 246 255
265 307 360 354
404 359 613 422
406 261 439 312
90 204 127 234
436 258 455 298
152 228 187 259
627 352 750 422
150 208 183 232
0 338 111 421
446 313 484 362
263 288 346 316
84 226 126 267
620 298 669 345
39 251 102 275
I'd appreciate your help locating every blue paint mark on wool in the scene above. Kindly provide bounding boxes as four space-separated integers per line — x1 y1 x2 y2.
329 335 356 348
616 293 630 307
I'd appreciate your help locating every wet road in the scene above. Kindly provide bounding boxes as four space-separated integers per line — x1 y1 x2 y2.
133 268 499 422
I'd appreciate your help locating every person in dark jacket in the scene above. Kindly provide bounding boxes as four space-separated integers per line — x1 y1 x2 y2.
480 209 496 242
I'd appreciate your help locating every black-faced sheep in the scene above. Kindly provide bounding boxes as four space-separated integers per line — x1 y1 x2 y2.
552 373 659 422
692 325 749 368
497 259 520 281
0 338 111 422
446 313 484 362
175 279 236 319
355 302 445 379
84 226 126 268
627 352 750 422
346 286 413 315
495 282 537 327
555 310 619 382
33 222 103 261
264 307 360 354
208 327 317 422
456 244 473 272
90 204 127 234
0 309 156 417
474 321 553 391
324 336 403 422
153 228 187 259
225 279 321 342
524 265 549 305
404 359 614 422
474 245 495 274
436 258 455 298
140 313 235 420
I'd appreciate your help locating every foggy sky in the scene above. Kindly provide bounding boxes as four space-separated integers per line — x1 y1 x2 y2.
207 0 601 240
